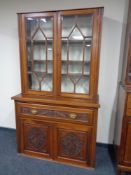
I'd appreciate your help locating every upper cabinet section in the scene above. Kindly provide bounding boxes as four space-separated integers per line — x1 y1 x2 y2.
125 36 131 84
18 8 103 99
121 2 131 86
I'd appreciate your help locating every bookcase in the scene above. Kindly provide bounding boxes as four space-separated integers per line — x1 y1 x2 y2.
12 7 103 168
116 2 131 174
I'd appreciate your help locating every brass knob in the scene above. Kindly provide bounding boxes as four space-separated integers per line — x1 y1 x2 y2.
31 109 38 115
69 113 77 119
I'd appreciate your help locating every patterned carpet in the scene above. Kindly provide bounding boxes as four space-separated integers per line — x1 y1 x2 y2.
0 128 120 175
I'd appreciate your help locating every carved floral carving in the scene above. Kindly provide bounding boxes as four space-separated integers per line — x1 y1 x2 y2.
21 107 88 122
26 127 47 152
60 132 83 158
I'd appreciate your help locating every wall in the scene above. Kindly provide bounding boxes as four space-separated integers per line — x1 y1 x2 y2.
0 0 129 144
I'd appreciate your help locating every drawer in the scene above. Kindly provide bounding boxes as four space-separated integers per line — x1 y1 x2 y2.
127 108 131 116
127 95 131 108
16 103 94 125
126 94 131 115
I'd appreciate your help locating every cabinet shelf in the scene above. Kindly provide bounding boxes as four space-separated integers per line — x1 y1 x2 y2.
26 39 53 44
28 60 53 62
61 60 90 64
28 71 52 75
28 60 90 64
62 73 90 77
28 71 89 77
26 36 92 44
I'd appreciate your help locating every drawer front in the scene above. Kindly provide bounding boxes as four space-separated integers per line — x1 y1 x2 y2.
126 94 131 115
127 108 131 116
127 94 131 109
127 94 131 104
16 103 94 125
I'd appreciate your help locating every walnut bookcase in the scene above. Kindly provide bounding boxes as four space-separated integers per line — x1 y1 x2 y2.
116 2 131 174
12 7 103 168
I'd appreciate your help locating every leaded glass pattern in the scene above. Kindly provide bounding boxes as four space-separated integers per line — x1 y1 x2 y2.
26 17 53 91
61 15 93 94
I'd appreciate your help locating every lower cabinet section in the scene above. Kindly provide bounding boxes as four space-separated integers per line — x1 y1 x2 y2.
17 117 94 168
123 117 131 165
116 89 131 174
118 117 131 174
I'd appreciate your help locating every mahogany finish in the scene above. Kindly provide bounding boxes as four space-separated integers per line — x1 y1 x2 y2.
12 7 103 168
116 2 131 174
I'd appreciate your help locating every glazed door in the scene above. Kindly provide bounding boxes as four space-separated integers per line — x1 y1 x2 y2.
58 9 102 98
19 12 57 95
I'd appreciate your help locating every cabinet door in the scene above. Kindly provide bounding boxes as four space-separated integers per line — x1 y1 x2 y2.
19 12 57 95
58 9 103 98
20 118 52 158
54 123 92 167
123 118 131 165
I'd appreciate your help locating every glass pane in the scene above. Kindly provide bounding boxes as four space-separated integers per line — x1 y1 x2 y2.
76 77 89 93
61 16 75 38
62 15 92 37
25 16 53 91
28 73 39 90
61 14 93 94
61 76 74 93
77 15 93 36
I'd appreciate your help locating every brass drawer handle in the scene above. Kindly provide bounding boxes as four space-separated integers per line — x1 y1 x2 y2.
69 113 77 119
31 109 38 115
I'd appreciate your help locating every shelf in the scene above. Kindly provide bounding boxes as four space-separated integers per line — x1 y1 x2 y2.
28 71 89 76
62 73 90 76
28 71 53 75
61 60 90 64
26 36 92 44
28 60 53 62
28 60 90 64
26 39 53 45
61 37 92 43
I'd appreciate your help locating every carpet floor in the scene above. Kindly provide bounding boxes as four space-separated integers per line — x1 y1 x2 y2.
0 128 127 175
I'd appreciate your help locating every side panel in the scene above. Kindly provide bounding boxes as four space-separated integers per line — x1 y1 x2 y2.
114 85 126 146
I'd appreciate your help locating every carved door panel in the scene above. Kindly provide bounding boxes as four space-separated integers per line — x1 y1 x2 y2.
21 119 52 158
54 123 92 166
123 118 131 165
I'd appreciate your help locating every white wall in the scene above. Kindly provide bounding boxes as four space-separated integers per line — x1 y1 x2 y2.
0 0 129 143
